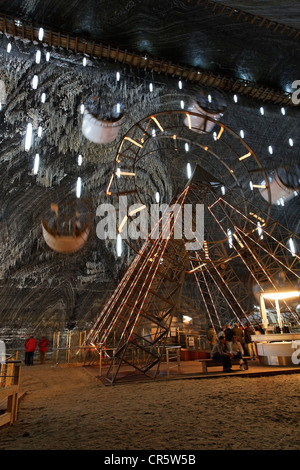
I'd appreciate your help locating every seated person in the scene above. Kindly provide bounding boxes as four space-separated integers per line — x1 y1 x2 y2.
230 335 246 369
211 335 233 372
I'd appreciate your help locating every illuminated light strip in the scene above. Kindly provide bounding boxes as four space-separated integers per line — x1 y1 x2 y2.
262 291 300 300
95 187 189 345
249 212 265 223
128 205 147 216
194 257 221 327
201 249 247 317
207 205 264 327
217 126 224 140
251 183 266 189
188 262 207 274
118 215 128 233
207 197 300 326
239 152 251 161
88 239 151 344
101 196 175 339
233 227 298 321
199 250 246 323
88 238 152 344
205 263 248 324
203 240 209 259
86 224 157 343
233 232 244 248
150 116 164 132
124 136 143 148
106 173 114 195
109 207 180 343
115 170 136 177
191 261 222 328
124 188 189 330
235 226 300 280
218 197 300 262
120 187 190 343
185 113 192 129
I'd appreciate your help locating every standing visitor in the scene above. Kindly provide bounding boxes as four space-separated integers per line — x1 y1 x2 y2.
244 323 257 359
224 324 234 350
38 336 50 364
230 335 246 369
207 325 216 350
232 323 243 343
24 335 37 365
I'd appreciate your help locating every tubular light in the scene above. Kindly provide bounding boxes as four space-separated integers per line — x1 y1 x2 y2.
25 123 33 151
76 177 82 198
117 233 122 257
33 154 39 174
288 238 296 256
35 50 41 64
32 75 39 89
187 163 192 179
38 28 44 41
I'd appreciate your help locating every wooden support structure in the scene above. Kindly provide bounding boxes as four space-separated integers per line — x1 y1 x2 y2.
0 12 296 106
0 360 22 428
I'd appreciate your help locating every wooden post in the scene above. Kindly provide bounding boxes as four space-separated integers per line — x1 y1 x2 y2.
83 331 87 364
52 332 56 362
166 348 170 378
177 347 181 374
79 332 82 363
0 362 5 387
99 349 102 376
55 332 60 364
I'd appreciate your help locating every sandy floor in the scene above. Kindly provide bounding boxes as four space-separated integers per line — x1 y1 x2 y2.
0 364 299 451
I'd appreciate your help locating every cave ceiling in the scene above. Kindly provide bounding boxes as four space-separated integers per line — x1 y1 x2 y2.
0 0 299 336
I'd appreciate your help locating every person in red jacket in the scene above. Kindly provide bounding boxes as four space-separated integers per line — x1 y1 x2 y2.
25 336 37 365
38 337 50 364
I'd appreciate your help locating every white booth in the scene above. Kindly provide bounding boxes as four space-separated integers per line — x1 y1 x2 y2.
252 291 300 366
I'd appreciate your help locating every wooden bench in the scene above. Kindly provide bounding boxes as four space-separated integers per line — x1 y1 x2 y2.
198 356 251 373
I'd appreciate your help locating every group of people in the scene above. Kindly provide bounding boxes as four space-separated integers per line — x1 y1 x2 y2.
24 335 49 365
207 322 264 372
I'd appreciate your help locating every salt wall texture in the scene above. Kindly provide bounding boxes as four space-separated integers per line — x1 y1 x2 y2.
0 36 206 345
